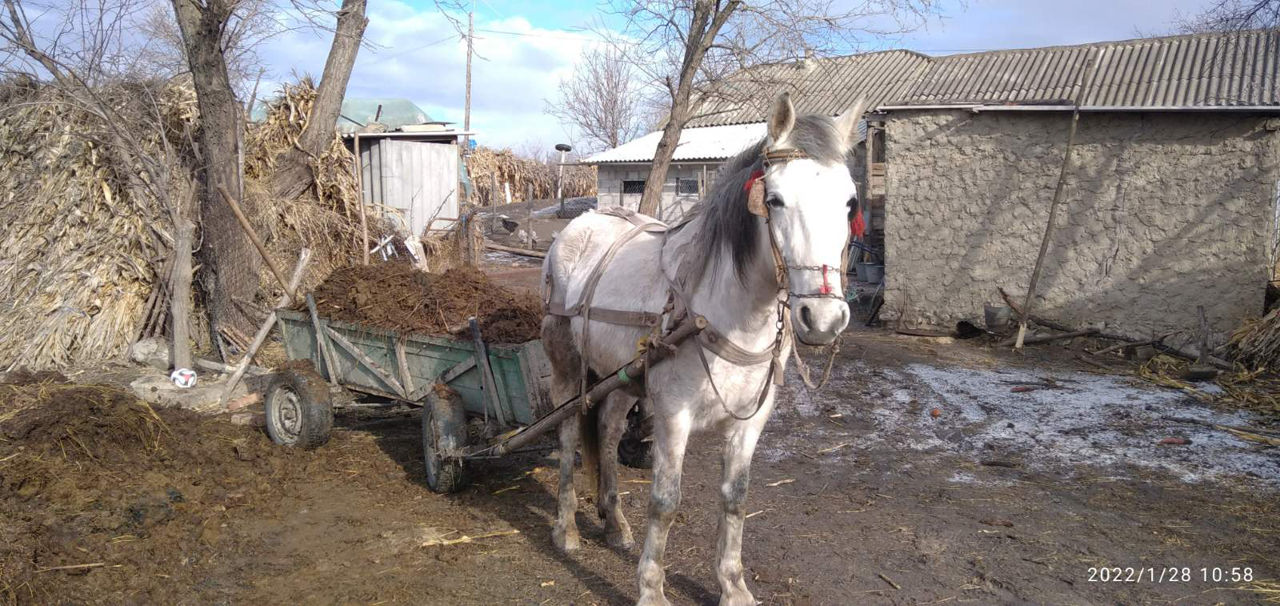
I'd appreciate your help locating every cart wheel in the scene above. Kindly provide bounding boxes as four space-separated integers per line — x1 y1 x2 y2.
264 367 333 449
422 387 468 493
618 403 653 469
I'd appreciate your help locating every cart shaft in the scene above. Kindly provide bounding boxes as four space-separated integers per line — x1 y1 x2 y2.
484 316 706 457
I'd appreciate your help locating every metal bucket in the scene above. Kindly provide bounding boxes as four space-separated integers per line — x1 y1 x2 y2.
855 262 884 284
984 304 1012 332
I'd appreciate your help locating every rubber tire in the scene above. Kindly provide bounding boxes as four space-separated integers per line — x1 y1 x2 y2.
264 367 333 449
618 404 653 469
422 390 468 493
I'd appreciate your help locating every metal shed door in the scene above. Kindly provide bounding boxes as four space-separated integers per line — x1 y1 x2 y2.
365 139 459 236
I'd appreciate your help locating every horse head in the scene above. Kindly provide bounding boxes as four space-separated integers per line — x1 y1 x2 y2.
757 92 865 345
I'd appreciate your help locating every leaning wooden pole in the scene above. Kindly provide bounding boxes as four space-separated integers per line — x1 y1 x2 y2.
1015 51 1100 350
218 249 312 407
218 185 296 301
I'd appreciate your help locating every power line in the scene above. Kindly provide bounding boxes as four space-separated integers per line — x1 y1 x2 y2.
380 33 460 58
476 27 594 42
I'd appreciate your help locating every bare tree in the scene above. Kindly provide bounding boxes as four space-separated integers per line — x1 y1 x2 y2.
602 0 942 216
548 47 647 152
170 0 366 338
1176 0 1280 31
137 0 277 95
170 0 263 335
270 0 368 201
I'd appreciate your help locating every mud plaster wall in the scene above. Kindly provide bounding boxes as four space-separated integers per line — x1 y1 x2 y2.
881 109 1280 340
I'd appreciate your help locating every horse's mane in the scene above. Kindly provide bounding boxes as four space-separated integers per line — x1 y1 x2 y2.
690 114 849 283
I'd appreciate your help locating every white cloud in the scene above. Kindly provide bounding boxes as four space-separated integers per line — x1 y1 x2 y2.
258 1 597 149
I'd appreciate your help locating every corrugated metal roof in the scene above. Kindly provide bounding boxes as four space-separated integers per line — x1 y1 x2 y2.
584 122 766 164
687 28 1280 127
902 29 1280 107
689 50 932 127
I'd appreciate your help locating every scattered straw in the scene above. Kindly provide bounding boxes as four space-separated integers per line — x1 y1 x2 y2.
1138 355 1280 419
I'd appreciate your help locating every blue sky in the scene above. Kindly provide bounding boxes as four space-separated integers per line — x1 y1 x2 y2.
256 0 1217 150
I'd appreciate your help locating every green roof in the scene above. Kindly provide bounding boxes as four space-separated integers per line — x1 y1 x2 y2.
250 97 436 133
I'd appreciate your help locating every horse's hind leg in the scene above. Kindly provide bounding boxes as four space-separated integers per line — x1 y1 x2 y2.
553 413 581 552
543 316 582 553
597 391 636 550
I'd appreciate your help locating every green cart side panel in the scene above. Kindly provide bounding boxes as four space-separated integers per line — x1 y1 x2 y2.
276 310 551 425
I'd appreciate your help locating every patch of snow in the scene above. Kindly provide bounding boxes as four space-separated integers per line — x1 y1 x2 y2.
766 358 1278 485
897 364 1278 484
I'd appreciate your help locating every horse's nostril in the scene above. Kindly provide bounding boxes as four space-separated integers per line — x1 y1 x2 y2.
799 305 813 332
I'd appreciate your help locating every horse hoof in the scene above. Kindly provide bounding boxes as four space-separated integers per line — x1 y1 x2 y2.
607 529 635 551
552 527 580 553
636 595 672 606
718 589 756 606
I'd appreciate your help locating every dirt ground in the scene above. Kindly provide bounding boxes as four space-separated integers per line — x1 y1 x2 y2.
3 267 1279 605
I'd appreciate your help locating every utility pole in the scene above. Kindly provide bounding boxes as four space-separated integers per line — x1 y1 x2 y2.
463 1 473 149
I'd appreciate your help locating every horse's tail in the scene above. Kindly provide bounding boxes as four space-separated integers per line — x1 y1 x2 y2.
578 403 601 497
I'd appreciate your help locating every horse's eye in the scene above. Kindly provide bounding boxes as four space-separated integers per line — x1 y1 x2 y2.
766 195 784 208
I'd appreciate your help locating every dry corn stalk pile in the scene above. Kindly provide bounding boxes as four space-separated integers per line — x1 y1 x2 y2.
467 146 595 206
1223 308 1280 371
0 77 369 370
246 78 371 297
1138 355 1280 419
0 83 179 369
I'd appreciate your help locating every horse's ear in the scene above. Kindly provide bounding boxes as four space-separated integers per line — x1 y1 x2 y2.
767 92 795 145
835 97 868 151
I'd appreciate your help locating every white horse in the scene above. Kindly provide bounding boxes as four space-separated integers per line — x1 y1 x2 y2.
540 92 864 606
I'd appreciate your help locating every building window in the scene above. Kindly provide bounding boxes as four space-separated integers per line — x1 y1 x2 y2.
622 180 645 194
676 178 699 195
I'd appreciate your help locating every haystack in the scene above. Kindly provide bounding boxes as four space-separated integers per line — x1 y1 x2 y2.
0 82 178 369
246 77 372 296
0 77 370 370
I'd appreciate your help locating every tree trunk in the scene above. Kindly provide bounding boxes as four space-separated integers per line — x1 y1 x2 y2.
273 0 368 202
637 0 738 217
172 0 259 337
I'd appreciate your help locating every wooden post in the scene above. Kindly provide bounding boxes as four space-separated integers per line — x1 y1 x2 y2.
306 293 340 383
219 249 312 406
489 173 497 206
354 133 369 265
169 219 195 371
469 317 506 427
1015 51 1099 350
217 185 295 301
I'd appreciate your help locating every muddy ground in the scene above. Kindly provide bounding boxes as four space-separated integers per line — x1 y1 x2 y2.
3 268 1279 605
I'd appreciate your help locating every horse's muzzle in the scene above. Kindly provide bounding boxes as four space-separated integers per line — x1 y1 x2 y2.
792 299 850 345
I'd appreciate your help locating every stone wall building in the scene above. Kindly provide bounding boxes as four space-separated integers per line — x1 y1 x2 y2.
874 30 1280 340
590 28 1280 339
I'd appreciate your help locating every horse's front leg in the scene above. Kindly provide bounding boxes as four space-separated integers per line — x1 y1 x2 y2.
716 423 764 606
636 408 692 606
598 391 637 550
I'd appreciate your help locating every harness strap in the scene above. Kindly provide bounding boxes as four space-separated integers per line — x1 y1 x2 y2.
570 211 669 406
698 330 774 365
546 302 661 327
